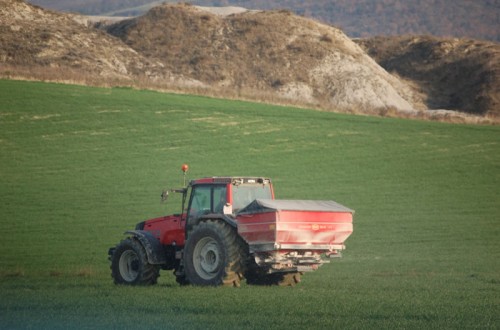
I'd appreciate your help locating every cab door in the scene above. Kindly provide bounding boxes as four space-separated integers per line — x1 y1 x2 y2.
186 184 227 231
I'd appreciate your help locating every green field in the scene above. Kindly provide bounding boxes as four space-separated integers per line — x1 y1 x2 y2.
0 79 498 329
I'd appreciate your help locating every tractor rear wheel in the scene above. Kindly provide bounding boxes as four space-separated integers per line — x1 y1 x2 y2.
183 220 246 286
110 237 160 285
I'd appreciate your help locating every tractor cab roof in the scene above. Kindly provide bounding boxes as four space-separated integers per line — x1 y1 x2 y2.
190 177 272 185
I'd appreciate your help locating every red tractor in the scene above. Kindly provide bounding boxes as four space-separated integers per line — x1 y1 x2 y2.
108 165 354 286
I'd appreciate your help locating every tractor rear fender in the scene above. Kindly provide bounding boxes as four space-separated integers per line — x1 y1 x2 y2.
187 214 238 238
125 230 167 265
198 214 237 228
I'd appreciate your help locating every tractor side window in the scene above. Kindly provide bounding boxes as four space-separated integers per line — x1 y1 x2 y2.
188 186 211 218
213 186 227 213
232 184 272 211
188 185 227 218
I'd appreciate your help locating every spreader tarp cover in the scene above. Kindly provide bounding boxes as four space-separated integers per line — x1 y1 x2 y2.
237 199 354 214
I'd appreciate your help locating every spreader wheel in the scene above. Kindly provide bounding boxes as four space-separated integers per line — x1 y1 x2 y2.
183 220 246 286
110 237 160 285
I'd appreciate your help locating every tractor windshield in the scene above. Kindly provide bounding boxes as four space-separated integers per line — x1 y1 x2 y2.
232 184 272 212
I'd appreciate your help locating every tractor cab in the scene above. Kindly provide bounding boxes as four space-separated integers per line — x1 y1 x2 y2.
185 177 274 229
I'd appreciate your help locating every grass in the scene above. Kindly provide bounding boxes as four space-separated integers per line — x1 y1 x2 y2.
0 79 499 329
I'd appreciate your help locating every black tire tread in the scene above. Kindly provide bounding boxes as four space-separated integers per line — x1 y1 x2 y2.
184 220 247 287
110 237 160 285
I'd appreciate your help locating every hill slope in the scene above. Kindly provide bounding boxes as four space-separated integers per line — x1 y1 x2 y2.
357 36 500 116
106 4 423 112
1 1 498 118
26 0 500 42
1 1 425 114
0 0 152 80
0 0 204 87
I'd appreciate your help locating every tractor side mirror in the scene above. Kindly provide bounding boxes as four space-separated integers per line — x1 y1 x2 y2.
161 188 187 202
161 190 169 202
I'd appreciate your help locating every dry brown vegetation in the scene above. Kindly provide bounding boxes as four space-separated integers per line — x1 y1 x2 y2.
0 0 163 80
357 36 500 117
1 1 498 124
106 6 369 93
27 0 500 43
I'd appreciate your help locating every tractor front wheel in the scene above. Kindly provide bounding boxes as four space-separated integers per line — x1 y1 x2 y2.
110 237 160 285
183 220 245 286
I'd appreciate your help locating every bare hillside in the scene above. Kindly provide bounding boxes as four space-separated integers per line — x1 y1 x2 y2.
26 0 500 43
357 36 500 116
0 0 147 80
106 4 423 113
1 1 498 121
0 0 204 87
